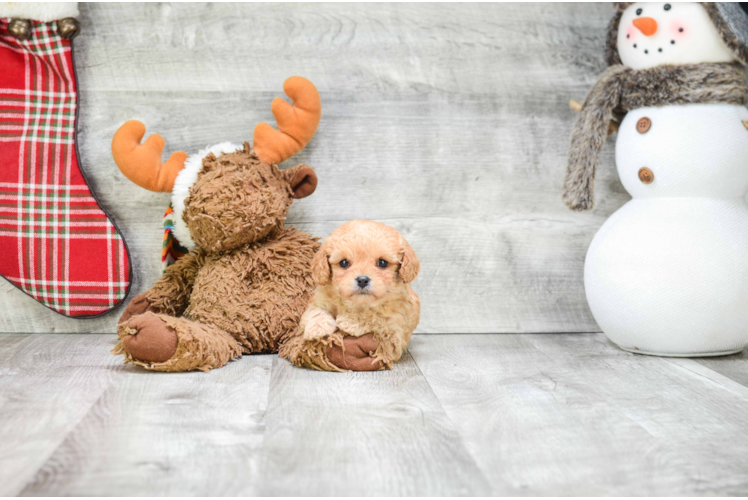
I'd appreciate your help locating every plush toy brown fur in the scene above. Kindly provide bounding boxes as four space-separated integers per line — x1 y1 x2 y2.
110 77 377 372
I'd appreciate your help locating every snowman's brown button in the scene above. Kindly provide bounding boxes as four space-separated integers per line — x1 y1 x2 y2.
638 167 654 184
636 117 651 134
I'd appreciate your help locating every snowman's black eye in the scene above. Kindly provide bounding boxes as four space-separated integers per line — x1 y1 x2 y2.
664 4 671 10
636 8 643 15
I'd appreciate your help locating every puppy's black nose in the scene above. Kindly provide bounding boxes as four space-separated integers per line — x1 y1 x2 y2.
356 276 371 288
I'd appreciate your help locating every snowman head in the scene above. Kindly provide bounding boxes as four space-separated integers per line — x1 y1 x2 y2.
618 3 733 69
607 2 748 69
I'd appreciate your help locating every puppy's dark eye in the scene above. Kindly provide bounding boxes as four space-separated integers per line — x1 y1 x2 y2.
377 259 389 269
663 4 671 10
636 8 643 15
339 259 350 269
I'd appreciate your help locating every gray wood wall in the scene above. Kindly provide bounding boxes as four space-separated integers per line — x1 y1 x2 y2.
0 2 625 334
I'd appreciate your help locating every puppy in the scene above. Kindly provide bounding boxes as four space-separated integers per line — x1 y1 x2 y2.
300 220 420 371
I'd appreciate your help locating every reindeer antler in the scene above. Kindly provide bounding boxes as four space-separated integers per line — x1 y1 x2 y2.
111 120 189 193
253 77 321 165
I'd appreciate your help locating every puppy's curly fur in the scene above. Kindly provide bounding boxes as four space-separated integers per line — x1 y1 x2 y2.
284 220 421 371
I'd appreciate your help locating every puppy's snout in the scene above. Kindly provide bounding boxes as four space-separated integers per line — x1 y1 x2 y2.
355 276 371 288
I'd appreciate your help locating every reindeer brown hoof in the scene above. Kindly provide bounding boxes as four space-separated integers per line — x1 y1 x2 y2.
327 333 383 372
118 293 160 325
123 314 178 363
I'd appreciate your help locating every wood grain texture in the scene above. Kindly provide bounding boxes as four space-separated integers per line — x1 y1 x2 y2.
0 2 623 334
1 333 491 496
410 333 748 496
0 334 118 496
694 350 748 388
20 353 272 496
3 332 748 495
259 353 491 496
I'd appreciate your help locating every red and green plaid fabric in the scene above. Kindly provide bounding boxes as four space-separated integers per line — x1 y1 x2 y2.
0 19 131 317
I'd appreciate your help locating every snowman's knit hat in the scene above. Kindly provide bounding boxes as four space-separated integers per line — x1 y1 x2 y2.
606 3 748 66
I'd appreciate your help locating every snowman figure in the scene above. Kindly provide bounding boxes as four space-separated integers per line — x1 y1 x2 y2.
564 2 748 356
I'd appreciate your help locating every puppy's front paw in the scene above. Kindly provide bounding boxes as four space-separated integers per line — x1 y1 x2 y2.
303 309 337 341
335 314 367 337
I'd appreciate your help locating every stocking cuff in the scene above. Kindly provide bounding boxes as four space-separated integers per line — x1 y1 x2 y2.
0 2 78 22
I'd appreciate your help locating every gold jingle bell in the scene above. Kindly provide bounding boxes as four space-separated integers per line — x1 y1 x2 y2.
57 17 80 40
8 19 32 41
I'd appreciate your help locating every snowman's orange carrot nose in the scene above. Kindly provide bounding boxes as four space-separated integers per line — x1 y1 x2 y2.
633 17 658 36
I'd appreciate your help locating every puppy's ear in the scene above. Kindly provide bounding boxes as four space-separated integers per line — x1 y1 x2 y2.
311 242 332 286
285 164 318 199
398 236 420 283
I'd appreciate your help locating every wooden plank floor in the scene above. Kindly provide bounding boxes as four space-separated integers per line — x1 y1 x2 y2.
2 333 748 496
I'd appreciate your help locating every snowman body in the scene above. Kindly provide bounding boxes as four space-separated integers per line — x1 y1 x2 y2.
585 103 748 355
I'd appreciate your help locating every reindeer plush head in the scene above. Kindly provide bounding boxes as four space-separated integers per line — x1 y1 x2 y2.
111 77 321 253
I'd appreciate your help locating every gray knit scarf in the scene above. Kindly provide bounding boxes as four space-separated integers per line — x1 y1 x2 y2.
563 62 748 211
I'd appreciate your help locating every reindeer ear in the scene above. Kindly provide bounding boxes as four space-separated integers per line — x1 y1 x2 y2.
398 236 420 283
311 242 331 285
286 164 318 199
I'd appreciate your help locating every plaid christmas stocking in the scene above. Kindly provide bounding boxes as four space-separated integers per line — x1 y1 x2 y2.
0 8 131 317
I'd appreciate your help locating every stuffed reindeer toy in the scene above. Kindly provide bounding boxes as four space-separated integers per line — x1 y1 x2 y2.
111 77 381 372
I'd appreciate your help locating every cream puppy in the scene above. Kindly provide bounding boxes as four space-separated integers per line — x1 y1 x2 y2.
300 220 420 371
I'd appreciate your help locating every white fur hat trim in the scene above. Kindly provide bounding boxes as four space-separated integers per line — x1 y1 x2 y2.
0 3 79 22
171 142 242 250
